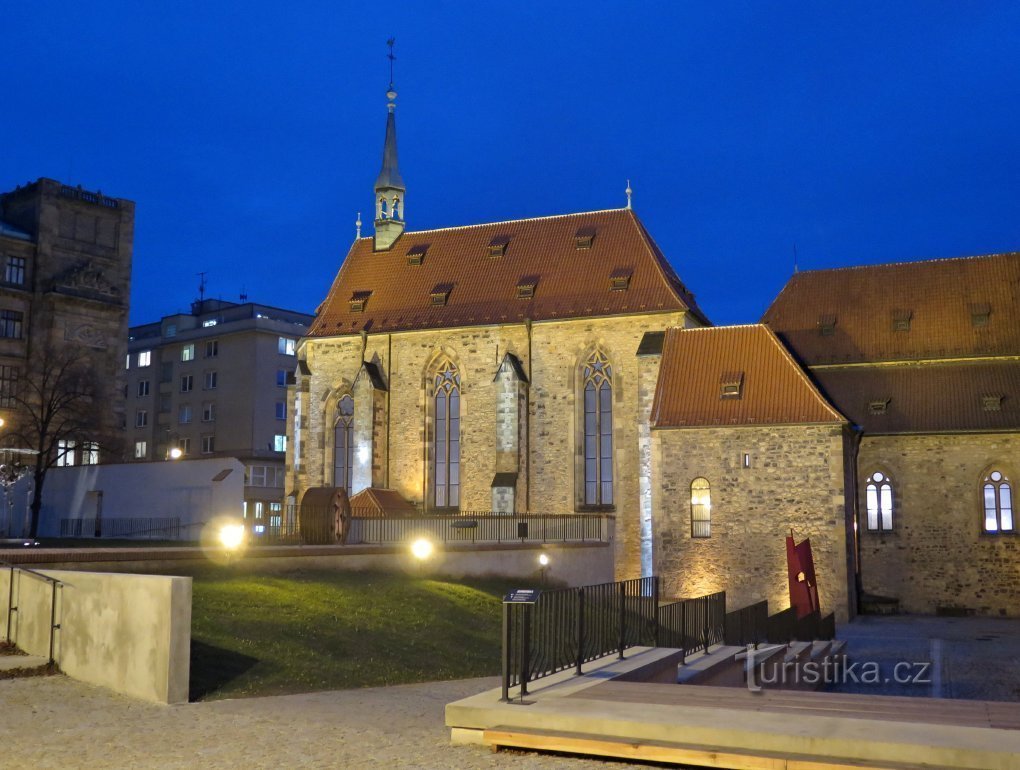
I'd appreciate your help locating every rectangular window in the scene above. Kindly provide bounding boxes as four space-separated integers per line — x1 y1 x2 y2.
250 466 267 487
202 402 215 422
125 354 130 370
201 435 215 454
82 441 99 465
136 410 148 427
165 323 177 338
160 362 173 383
56 439 76 467
179 437 191 456
0 365 18 408
5 257 26 285
202 319 218 327
277 369 287 387
275 401 286 420
134 440 147 459
181 344 195 362
180 374 193 393
137 380 150 397
138 350 152 367
179 404 192 424
158 394 171 413
205 340 218 358
0 310 24 339
204 371 218 390
273 434 287 452
278 337 296 356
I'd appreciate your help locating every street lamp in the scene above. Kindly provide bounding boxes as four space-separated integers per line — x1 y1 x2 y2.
538 552 550 585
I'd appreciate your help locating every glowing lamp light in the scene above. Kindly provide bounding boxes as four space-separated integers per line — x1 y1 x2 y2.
168 447 184 460
538 553 550 567
410 537 434 561
219 523 245 551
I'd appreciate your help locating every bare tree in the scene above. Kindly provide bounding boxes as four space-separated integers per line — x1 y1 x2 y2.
1 341 112 538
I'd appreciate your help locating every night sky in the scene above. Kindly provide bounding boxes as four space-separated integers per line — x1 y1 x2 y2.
5 2 1020 327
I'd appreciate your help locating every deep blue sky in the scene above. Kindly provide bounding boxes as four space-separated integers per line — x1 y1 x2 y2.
5 2 1020 326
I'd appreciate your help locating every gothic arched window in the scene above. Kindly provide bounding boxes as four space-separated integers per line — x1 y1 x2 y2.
333 395 354 493
865 471 894 532
690 478 711 538
582 350 614 506
433 361 461 509
983 469 1014 533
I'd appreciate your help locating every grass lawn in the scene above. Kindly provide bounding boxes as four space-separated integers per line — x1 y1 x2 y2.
177 567 510 701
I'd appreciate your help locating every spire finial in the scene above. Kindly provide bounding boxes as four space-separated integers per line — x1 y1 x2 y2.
356 212 362 239
625 179 633 210
386 38 397 111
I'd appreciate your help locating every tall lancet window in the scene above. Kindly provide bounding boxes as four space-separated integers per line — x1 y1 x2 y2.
334 395 355 493
433 361 461 509
583 350 614 506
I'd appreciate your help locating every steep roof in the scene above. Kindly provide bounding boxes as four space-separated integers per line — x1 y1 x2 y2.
651 325 845 428
812 361 1020 434
763 253 1020 365
349 487 417 517
307 208 707 337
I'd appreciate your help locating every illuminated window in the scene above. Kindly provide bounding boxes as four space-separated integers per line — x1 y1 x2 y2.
202 318 218 327
334 395 354 493
278 337 296 356
690 477 711 537
273 434 287 452
138 350 151 367
82 442 99 465
865 471 894 531
582 350 613 507
983 470 1014 533
134 441 147 459
181 344 195 362
56 439 77 467
432 360 461 509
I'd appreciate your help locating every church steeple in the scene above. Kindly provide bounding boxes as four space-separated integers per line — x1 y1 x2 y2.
373 39 406 251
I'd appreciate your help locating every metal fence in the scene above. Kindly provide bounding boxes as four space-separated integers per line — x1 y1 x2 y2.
724 600 770 646
501 576 726 700
348 511 611 545
59 517 183 539
725 602 836 647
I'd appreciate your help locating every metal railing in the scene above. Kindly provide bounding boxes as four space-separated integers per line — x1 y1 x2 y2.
3 560 61 664
59 517 182 539
724 600 770 647
348 511 610 545
501 577 726 700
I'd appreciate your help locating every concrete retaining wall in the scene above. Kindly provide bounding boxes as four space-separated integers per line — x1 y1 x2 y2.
0 568 191 704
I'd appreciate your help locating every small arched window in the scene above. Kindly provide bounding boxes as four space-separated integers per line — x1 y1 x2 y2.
983 470 1014 533
582 350 613 506
333 395 354 493
865 471 894 532
433 360 461 510
690 478 711 538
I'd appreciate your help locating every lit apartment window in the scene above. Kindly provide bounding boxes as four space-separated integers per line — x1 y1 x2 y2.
179 404 192 424
125 354 130 370
136 410 148 428
0 310 24 339
202 402 215 422
275 401 286 420
983 470 1014 533
181 344 195 362
181 374 193 393
56 439 76 467
82 442 99 465
134 440 147 459
278 337 296 356
201 435 215 454
273 434 287 452
205 340 218 358
137 380 150 397
202 319 218 327
138 350 151 367
5 257 25 285
204 371 217 390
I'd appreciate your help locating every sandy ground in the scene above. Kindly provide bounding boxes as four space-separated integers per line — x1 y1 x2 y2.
0 675 645 770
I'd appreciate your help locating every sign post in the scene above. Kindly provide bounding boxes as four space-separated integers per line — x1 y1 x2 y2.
501 588 541 702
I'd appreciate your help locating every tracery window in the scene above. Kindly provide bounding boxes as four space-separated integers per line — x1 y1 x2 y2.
983 470 1014 533
433 361 461 509
690 478 711 538
333 395 354 493
865 471 894 532
582 350 613 506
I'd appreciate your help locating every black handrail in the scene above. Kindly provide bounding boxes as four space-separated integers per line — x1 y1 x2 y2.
2 559 62 664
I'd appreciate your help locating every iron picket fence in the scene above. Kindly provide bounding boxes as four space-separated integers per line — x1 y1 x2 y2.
723 599 769 647
58 517 182 539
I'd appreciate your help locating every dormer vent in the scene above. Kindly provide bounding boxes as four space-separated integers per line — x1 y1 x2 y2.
719 371 744 400
818 314 837 336
516 276 538 300
487 236 511 258
430 283 453 306
574 226 597 250
349 290 372 313
891 308 913 332
868 399 890 415
970 302 991 327
407 243 429 266
609 268 633 292
983 394 1004 412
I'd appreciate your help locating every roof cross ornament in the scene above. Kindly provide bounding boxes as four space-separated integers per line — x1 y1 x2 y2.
625 180 633 210
387 38 396 88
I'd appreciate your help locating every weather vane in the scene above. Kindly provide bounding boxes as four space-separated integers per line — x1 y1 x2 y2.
387 38 396 86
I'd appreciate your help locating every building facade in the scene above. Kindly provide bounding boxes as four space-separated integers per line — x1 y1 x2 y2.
126 299 312 529
0 178 134 464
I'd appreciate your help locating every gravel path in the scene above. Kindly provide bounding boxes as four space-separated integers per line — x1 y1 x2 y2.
0 675 645 770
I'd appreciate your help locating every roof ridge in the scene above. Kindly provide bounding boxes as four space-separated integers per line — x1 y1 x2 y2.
674 323 764 332
762 326 847 423
796 251 1020 276
352 208 629 239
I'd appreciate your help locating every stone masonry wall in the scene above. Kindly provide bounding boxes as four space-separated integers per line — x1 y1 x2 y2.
858 432 1020 616
652 424 854 623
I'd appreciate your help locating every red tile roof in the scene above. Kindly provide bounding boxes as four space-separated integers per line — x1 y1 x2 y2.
762 253 1020 365
307 209 707 336
812 361 1020 434
651 325 845 428
349 488 417 517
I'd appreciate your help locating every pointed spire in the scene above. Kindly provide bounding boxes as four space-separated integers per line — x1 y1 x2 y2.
356 212 362 239
625 179 633 210
373 38 406 251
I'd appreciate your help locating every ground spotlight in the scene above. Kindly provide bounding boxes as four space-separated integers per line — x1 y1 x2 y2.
219 523 245 551
411 537 434 562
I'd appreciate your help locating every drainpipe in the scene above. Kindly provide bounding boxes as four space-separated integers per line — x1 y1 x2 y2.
525 319 532 514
